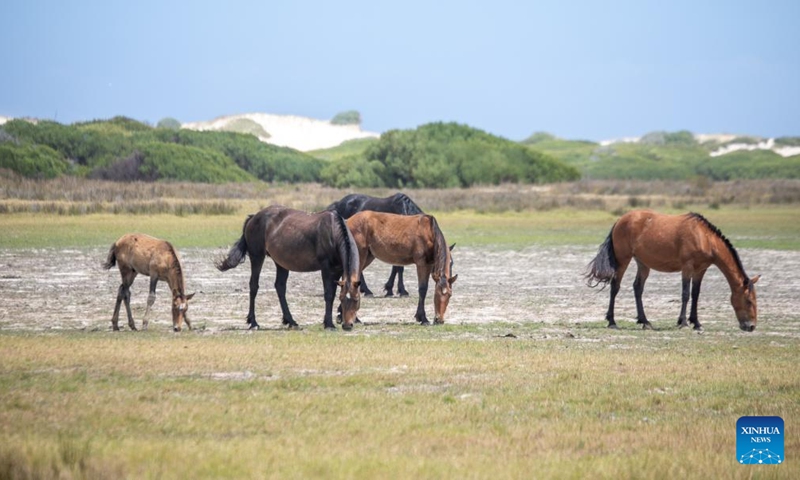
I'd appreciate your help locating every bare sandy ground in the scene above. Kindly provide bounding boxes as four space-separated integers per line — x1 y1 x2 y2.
0 246 797 337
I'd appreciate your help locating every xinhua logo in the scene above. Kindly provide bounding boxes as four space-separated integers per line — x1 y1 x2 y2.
737 416 784 465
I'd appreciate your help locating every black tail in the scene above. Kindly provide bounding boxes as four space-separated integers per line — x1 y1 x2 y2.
215 215 252 271
585 225 618 288
102 244 116 270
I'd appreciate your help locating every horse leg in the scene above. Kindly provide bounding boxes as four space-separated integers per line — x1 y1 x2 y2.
396 267 409 297
606 259 630 329
274 265 299 329
689 271 706 331
384 267 398 297
122 284 136 331
321 269 338 330
414 264 433 325
633 260 652 329
359 271 374 297
142 277 157 331
247 255 265 330
111 284 125 331
677 276 691 329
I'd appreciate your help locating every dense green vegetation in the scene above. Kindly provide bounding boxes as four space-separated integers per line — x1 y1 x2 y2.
2 118 797 185
0 117 321 183
330 110 362 125
525 130 800 181
320 122 581 188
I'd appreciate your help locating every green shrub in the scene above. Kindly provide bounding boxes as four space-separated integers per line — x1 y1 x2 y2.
156 117 182 130
330 110 362 125
219 118 270 138
137 142 256 183
0 143 70 178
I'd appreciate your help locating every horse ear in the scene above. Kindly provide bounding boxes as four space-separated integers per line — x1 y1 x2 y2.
186 292 196 301
449 243 456 251
750 275 761 285
449 274 458 285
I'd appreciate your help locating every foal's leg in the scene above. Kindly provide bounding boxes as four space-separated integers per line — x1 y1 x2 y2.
606 259 630 329
633 259 652 329
111 284 125 331
247 255 265 330
274 264 299 329
142 276 158 331
414 263 433 325
384 266 408 297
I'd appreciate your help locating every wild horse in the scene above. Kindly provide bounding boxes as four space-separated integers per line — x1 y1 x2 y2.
327 193 423 296
216 206 361 330
586 210 760 331
103 233 195 332
346 211 457 325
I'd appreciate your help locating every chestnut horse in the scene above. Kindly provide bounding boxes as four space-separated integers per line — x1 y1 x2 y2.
346 211 457 325
102 233 195 332
586 210 760 331
327 192 424 297
216 206 361 330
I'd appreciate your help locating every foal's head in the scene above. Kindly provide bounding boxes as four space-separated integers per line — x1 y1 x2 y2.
337 279 361 331
732 275 760 332
171 290 195 332
432 244 458 324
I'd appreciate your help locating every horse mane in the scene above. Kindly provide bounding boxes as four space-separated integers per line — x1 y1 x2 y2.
164 241 186 294
395 193 424 215
331 211 359 278
688 212 749 284
428 215 449 284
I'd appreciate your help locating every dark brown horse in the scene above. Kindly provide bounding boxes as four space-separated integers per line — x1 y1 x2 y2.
216 206 361 330
102 233 195 332
586 210 760 331
346 211 457 325
327 192 424 297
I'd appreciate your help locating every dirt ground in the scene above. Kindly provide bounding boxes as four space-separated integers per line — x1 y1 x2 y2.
0 245 798 337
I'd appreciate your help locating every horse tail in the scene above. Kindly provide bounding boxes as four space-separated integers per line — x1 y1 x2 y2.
102 243 117 270
585 224 618 288
215 215 252 272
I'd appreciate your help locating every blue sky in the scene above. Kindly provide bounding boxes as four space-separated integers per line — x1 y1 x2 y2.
1 0 798 141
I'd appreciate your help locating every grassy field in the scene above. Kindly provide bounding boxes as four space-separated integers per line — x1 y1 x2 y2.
1 181 799 479
1 325 798 480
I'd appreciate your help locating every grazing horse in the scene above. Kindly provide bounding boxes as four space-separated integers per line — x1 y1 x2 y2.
215 206 361 330
102 233 195 332
346 211 457 325
586 210 760 331
327 193 424 297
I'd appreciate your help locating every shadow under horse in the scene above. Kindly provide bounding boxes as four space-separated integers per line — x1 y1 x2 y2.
327 192 423 297
102 233 195 332
216 205 361 330
347 211 457 325
585 209 760 331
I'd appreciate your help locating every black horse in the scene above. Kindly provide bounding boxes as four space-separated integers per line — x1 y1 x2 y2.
216 205 361 330
327 193 424 296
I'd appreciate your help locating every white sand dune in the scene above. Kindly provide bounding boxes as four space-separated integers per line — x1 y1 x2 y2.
181 113 380 152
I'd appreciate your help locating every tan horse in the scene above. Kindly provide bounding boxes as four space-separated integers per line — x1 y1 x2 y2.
103 233 195 332
586 210 760 331
346 211 457 325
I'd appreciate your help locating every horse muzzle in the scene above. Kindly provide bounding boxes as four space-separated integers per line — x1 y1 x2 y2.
739 322 755 332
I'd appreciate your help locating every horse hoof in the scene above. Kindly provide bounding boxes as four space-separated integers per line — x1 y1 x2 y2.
384 292 394 297
287 324 301 331
607 323 618 329
248 324 260 331
418 320 431 326
642 323 653 330
399 292 410 297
